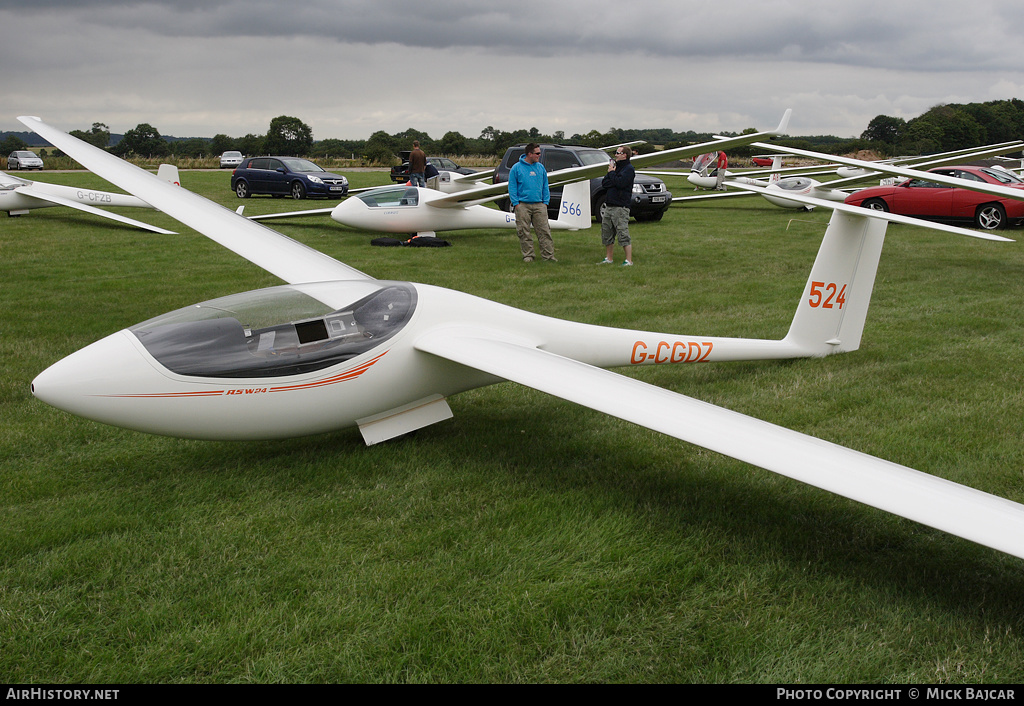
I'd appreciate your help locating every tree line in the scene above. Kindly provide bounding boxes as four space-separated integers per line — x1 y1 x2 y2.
4 100 1024 163
856 99 1024 156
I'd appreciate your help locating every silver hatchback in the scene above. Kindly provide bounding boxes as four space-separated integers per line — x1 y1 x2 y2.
7 151 43 170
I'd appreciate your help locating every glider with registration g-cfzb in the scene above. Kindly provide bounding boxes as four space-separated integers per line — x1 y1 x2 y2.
0 166 180 233
19 113 1024 563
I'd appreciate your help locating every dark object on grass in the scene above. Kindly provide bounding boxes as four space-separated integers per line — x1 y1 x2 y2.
372 235 451 247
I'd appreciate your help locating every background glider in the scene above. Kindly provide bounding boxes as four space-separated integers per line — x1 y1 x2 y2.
0 165 180 233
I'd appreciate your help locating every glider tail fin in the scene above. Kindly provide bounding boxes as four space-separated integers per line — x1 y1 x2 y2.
782 211 887 356
553 180 592 230
768 155 784 184
157 164 180 186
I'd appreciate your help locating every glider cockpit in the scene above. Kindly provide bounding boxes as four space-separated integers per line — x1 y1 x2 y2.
356 186 421 208
130 281 417 378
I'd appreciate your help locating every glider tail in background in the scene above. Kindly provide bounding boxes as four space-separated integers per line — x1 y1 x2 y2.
157 164 180 186
551 180 592 230
768 155 784 184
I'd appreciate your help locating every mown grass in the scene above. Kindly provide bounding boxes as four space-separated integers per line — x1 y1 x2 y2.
3 170 1024 683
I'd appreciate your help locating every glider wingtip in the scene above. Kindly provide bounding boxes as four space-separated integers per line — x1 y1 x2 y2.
775 109 793 135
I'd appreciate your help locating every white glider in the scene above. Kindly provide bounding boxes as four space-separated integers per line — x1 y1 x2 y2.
244 123 794 236
20 113 1024 563
0 166 180 234
248 178 594 235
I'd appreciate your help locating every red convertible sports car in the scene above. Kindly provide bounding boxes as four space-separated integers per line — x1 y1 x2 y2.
844 165 1024 230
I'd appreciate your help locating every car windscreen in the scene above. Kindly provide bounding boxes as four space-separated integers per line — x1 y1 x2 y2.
576 150 614 166
282 158 324 173
980 167 1024 184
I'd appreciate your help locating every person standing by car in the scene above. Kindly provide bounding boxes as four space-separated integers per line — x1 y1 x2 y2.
408 141 427 188
508 143 555 262
598 146 635 266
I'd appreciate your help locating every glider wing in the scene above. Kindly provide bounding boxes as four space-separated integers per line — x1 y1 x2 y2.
18 116 372 285
415 330 1024 560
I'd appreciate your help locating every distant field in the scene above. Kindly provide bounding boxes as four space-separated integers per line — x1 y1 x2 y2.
20 154 500 171
3 170 1024 683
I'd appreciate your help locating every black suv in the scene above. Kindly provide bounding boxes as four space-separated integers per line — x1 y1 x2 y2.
493 144 671 222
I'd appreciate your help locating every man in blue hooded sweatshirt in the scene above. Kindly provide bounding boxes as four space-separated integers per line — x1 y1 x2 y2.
508 143 555 262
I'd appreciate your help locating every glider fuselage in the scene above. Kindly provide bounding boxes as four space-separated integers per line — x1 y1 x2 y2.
0 173 151 213
30 278 805 442
327 183 589 234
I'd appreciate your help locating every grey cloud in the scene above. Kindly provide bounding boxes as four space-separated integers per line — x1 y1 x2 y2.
3 0 1023 139
14 0 1024 69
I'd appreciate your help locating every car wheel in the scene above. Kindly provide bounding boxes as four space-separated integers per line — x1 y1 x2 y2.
975 203 1006 230
235 181 250 199
291 182 306 199
862 198 889 212
593 194 607 224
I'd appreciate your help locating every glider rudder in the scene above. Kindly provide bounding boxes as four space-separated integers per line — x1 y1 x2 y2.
783 210 886 356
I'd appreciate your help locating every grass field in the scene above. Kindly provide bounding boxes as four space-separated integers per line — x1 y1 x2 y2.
3 169 1024 683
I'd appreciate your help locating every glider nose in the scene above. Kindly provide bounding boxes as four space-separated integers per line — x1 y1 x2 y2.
687 174 719 189
330 196 367 228
31 330 165 422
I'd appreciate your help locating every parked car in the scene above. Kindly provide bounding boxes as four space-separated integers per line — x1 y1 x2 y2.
844 165 1024 230
390 152 477 182
231 157 348 199
493 144 672 222
7 151 43 170
219 151 244 169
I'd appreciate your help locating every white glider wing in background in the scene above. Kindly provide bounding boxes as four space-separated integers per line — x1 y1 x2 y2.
668 140 1024 210
751 140 1024 202
20 113 1024 562
18 117 370 287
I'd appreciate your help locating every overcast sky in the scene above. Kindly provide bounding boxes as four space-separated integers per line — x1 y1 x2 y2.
3 0 1023 142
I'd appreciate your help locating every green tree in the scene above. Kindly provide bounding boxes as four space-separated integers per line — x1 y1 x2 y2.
113 123 169 158
438 131 466 154
237 134 265 157
209 134 236 155
170 137 211 158
860 115 905 146
69 122 111 149
393 128 432 153
364 130 397 165
264 116 313 156
897 117 943 155
0 135 28 154
315 138 364 158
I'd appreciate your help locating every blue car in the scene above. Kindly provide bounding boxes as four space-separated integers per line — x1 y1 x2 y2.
231 156 349 199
